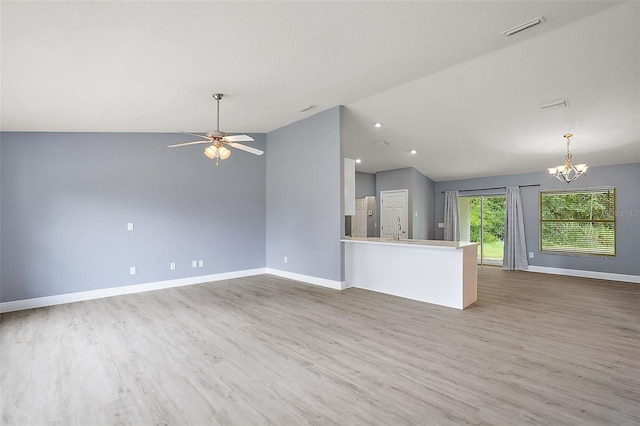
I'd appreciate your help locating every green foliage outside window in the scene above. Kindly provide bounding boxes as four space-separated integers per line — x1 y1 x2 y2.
468 196 505 243
540 188 616 256
467 196 506 263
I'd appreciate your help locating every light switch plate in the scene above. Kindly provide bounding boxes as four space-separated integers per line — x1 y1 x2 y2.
438 222 445 228
127 222 134 231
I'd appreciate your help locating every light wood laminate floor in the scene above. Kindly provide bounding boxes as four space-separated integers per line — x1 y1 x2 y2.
1 267 639 425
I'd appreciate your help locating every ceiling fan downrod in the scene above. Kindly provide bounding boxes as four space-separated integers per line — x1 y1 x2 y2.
213 93 223 132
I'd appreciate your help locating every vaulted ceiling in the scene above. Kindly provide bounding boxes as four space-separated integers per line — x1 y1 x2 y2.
2 1 638 181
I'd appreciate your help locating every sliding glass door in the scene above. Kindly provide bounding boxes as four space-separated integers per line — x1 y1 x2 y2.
460 195 506 265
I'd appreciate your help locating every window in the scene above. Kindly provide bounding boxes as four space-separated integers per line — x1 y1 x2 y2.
540 187 616 256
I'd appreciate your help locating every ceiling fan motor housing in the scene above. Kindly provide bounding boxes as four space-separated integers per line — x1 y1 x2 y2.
207 130 226 138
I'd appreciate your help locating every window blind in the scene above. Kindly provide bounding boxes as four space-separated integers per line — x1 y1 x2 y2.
539 187 616 256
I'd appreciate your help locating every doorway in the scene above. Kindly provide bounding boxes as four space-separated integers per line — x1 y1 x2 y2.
380 190 408 239
353 197 368 237
460 195 505 265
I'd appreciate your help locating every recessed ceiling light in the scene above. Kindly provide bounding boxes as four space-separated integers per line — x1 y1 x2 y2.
355 158 362 164
374 122 383 128
502 16 545 37
410 149 417 154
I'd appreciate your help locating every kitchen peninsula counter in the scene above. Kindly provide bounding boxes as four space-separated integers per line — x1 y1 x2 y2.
341 237 478 309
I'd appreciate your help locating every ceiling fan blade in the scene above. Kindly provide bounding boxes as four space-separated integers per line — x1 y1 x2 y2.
179 131 210 140
227 142 264 155
223 134 254 142
167 140 211 148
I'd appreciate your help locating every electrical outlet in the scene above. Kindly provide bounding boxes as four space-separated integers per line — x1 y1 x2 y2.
192 260 198 268
129 266 136 275
198 260 204 268
170 262 176 271
529 252 534 258
284 256 288 264
438 222 445 228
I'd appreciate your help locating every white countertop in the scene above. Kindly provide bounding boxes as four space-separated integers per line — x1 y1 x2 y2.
341 237 477 249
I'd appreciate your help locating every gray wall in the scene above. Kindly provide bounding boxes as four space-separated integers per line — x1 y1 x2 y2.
0 142 2 288
375 167 435 239
355 172 376 196
411 168 435 240
266 106 343 282
0 132 267 302
433 163 640 276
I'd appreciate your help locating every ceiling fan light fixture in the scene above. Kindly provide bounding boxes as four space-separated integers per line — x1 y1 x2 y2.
218 146 232 160
168 93 263 163
204 145 218 159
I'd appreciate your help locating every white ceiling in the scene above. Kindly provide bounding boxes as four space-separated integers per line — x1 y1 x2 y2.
2 1 638 181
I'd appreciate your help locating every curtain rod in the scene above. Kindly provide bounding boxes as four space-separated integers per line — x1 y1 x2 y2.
440 184 540 194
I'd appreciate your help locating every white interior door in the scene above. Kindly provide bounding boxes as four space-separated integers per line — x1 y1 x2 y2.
380 190 408 239
354 197 368 237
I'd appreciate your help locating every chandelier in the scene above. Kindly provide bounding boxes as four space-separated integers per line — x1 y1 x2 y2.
547 133 588 183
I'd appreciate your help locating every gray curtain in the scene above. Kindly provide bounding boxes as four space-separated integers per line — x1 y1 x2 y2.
444 190 460 241
503 186 528 270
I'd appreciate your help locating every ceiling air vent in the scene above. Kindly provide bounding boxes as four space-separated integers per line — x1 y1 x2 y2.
540 98 568 110
373 140 391 148
503 16 545 37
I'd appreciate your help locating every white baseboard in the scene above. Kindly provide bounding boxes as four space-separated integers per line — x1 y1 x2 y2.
4 264 633 314
527 266 639 283
265 268 347 290
0 268 267 314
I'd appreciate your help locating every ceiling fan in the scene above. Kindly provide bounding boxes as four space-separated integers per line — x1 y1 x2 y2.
168 93 263 165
